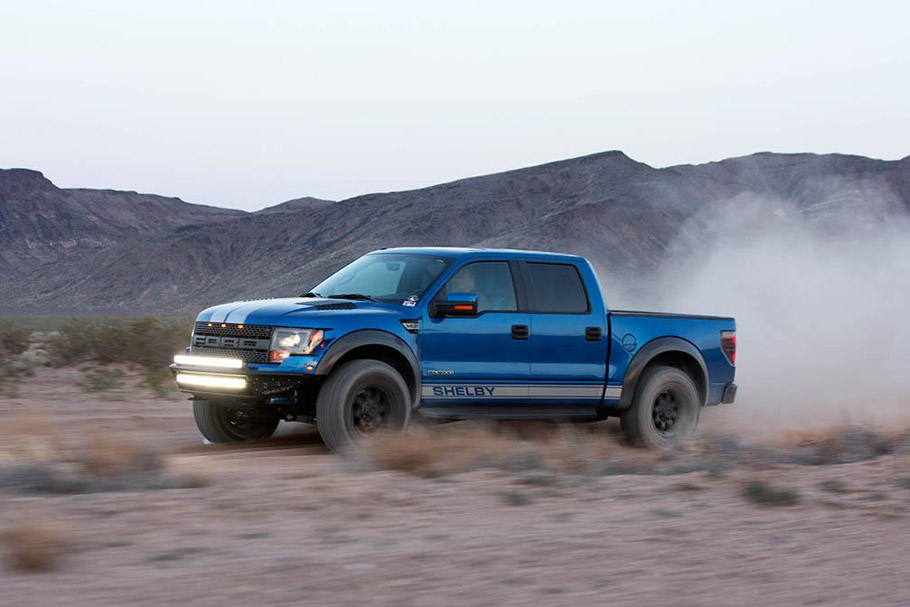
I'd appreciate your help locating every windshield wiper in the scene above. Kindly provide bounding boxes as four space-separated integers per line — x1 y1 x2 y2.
300 291 322 298
328 293 377 302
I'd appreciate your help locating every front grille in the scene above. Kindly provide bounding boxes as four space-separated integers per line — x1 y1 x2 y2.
191 322 274 364
193 322 273 340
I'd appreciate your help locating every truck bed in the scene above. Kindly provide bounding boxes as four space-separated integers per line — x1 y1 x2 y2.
608 310 736 406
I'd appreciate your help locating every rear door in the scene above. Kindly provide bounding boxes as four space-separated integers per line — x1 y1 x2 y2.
420 260 530 406
521 261 609 405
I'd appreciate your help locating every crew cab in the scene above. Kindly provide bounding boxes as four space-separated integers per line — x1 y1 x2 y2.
170 248 737 450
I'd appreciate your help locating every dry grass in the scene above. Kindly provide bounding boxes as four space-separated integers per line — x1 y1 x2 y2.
4 520 67 572
776 425 906 460
361 420 909 481
0 326 31 359
362 424 516 477
0 413 199 494
79 434 163 478
0 326 39 395
360 422 664 478
46 317 192 369
742 480 802 507
0 409 61 466
1 412 161 476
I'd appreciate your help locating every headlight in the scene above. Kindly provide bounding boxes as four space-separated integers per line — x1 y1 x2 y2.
270 328 324 362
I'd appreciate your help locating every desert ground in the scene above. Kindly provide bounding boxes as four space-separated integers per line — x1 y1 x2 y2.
1 367 909 607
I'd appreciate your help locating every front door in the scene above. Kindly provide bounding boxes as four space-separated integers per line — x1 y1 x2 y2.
420 261 530 406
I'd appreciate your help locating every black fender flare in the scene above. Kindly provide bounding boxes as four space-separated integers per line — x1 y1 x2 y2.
619 336 709 409
315 330 421 407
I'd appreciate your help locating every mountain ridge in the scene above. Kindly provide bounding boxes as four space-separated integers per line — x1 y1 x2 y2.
1 150 908 316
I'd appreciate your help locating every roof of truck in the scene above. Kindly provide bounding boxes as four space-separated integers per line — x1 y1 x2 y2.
370 247 585 262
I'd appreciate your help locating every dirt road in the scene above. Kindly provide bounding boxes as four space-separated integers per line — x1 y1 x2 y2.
1 368 909 606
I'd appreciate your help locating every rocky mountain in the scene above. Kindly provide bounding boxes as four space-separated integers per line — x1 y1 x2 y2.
253 196 336 215
1 152 908 316
0 168 245 276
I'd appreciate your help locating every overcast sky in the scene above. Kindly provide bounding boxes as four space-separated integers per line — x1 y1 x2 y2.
1 1 908 210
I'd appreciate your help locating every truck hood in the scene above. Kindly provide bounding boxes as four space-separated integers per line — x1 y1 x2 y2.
196 297 412 326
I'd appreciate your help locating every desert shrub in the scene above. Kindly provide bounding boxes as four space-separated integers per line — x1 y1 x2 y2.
362 426 501 477
779 426 906 466
79 435 164 478
516 472 560 487
0 326 31 360
78 366 126 392
0 364 21 396
819 479 850 494
4 520 67 572
47 317 192 369
742 480 801 506
142 366 178 397
499 491 533 506
0 414 204 494
0 326 34 394
361 423 648 478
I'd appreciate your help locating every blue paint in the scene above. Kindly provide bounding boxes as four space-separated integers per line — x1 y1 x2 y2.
182 247 736 409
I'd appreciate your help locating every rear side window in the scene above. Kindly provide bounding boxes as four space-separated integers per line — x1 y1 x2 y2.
526 263 589 313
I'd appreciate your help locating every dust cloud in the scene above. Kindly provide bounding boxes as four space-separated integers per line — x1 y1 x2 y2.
611 194 910 436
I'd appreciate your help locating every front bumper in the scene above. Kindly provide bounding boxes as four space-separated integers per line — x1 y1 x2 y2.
170 363 317 401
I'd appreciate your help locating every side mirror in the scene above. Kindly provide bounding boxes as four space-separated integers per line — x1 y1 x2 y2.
430 292 479 318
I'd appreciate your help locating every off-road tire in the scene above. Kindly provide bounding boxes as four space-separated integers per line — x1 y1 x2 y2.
315 359 411 451
193 400 280 443
620 365 700 449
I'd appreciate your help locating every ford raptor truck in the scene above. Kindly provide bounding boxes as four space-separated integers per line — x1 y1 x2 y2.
170 248 737 450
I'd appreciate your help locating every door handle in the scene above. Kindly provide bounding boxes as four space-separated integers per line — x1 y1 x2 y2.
511 324 529 340
585 326 603 341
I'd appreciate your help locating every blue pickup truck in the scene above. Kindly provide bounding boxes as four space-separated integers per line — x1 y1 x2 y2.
171 248 736 450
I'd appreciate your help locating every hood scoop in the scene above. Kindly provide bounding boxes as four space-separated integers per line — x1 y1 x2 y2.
294 301 358 311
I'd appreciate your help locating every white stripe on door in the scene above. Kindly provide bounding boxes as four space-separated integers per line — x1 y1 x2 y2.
422 384 622 399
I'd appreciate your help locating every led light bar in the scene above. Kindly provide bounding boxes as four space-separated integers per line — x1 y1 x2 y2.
174 354 244 370
175 373 248 391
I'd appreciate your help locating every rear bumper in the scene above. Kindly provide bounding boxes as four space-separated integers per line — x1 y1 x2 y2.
721 382 737 404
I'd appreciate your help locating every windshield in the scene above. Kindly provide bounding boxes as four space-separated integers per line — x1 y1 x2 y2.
309 254 449 304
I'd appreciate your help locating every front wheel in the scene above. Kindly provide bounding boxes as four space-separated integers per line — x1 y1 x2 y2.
315 359 411 451
193 400 279 443
620 365 700 449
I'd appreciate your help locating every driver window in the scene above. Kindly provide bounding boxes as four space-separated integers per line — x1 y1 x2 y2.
435 262 517 313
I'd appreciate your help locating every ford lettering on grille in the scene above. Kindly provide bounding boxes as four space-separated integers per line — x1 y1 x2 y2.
191 322 274 364
193 336 270 349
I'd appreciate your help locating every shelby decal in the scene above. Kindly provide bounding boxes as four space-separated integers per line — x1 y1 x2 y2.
432 386 495 397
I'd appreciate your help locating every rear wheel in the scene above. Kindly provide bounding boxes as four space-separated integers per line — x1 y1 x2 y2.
620 365 700 449
315 359 411 451
193 400 279 443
